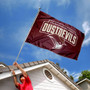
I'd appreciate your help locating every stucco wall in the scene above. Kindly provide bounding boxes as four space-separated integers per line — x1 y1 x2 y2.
0 76 16 90
79 81 90 90
29 67 71 90
0 67 72 90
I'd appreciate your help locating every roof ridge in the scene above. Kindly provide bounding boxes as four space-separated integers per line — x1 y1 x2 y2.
77 78 90 84
0 59 50 73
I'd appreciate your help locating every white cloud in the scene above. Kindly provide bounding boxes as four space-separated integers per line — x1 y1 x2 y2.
0 26 29 45
0 0 50 10
13 26 30 44
0 52 24 64
75 0 90 19
74 0 90 47
35 49 61 60
21 0 51 10
0 0 70 11
61 68 81 81
0 53 16 60
24 44 61 61
83 37 90 46
82 21 90 46
63 68 70 76
55 0 70 6
82 21 90 36
71 72 81 81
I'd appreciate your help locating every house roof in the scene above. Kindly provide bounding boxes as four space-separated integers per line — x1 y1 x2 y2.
77 78 90 85
0 59 81 90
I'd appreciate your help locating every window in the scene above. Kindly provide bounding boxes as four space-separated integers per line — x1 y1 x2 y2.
43 68 54 82
45 70 52 80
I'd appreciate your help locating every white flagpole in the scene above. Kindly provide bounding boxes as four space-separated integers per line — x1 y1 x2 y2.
15 8 41 62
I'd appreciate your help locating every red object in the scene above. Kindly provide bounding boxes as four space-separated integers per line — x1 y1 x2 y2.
25 11 85 60
17 76 33 90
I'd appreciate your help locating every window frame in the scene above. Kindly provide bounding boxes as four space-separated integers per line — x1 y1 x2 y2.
43 68 54 82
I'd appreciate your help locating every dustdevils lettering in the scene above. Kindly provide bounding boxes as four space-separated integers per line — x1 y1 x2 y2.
40 21 78 46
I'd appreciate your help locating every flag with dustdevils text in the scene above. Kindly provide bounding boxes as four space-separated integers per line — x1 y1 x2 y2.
25 11 85 60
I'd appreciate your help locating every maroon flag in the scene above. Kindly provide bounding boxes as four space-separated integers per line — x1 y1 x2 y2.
25 11 85 60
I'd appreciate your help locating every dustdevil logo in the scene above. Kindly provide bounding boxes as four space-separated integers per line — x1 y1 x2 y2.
39 20 78 49
47 34 66 49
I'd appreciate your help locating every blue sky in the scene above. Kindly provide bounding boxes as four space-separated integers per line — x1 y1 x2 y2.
0 0 90 81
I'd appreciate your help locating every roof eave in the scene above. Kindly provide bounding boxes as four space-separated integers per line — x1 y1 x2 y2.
0 62 80 90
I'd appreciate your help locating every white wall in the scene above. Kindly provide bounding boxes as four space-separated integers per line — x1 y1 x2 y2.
0 77 16 90
29 67 71 90
0 67 72 90
79 81 90 90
